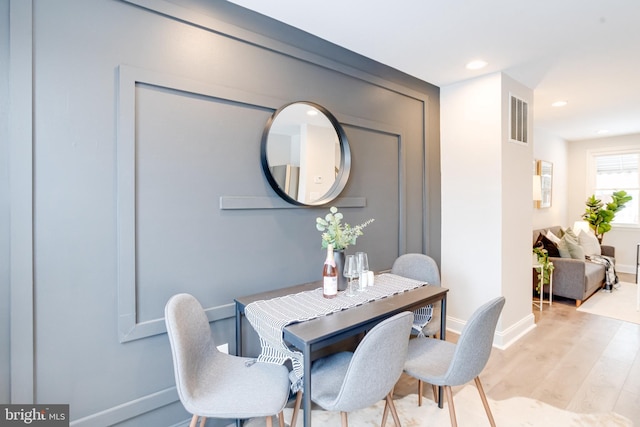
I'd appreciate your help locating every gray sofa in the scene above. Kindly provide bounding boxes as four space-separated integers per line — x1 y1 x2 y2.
532 226 615 307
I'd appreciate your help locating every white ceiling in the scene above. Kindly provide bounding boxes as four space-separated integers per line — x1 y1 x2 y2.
227 0 640 141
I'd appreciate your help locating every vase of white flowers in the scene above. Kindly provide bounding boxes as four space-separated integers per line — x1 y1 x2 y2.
316 206 374 290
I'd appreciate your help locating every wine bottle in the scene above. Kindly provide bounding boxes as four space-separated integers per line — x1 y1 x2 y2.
323 244 338 298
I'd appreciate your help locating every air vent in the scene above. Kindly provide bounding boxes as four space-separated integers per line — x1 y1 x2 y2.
510 94 528 144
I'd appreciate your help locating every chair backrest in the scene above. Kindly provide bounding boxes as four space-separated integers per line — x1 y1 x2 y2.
165 293 218 407
333 311 414 412
444 296 505 386
391 253 441 286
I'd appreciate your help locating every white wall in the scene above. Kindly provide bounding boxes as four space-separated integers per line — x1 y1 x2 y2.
532 127 569 229
500 74 537 344
441 72 535 348
300 124 336 202
568 133 640 273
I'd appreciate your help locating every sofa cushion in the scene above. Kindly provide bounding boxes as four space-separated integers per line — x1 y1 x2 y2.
545 229 562 245
547 226 564 239
534 234 560 258
584 261 606 292
578 229 601 256
558 230 585 260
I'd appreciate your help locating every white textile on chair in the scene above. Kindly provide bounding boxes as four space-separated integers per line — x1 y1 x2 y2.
244 273 433 391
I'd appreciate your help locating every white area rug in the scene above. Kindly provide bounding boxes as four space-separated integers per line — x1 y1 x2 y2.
577 282 640 324
278 385 633 427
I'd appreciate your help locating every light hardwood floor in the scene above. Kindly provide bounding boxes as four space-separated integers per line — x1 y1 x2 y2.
394 272 640 423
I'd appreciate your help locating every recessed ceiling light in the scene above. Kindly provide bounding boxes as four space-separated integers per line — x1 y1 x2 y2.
551 100 568 107
466 60 488 70
306 109 318 116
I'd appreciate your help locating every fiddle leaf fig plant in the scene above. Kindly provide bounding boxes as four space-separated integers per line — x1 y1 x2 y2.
582 190 632 243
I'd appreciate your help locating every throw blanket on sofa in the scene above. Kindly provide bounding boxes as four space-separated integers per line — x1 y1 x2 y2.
586 255 619 287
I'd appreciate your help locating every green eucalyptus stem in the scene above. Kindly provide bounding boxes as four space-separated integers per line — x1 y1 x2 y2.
316 206 374 251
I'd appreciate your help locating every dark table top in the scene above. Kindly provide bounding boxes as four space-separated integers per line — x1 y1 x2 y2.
236 278 448 351
235 279 321 312
284 284 448 350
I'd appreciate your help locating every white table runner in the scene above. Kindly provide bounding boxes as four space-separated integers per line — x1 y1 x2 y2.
245 273 433 390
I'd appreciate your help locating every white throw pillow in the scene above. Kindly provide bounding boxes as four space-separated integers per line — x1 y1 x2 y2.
545 230 562 245
578 229 601 256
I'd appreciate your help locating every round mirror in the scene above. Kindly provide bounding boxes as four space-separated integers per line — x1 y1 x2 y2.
261 102 351 206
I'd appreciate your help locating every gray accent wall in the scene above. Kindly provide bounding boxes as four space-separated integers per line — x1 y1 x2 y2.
1 0 11 405
2 0 440 425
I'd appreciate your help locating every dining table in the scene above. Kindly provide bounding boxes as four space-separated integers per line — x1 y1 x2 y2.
234 273 449 427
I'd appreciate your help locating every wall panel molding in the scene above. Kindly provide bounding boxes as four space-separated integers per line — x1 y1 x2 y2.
1 0 441 424
121 0 433 104
120 0 433 251
117 65 409 341
219 196 367 210
116 65 282 342
9 0 34 403
116 65 410 341
70 387 179 427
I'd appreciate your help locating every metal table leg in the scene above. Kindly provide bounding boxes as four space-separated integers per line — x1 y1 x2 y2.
438 295 447 408
303 344 312 427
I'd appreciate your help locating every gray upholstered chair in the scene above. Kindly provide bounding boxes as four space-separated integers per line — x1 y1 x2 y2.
165 293 291 427
391 253 442 337
403 296 505 427
290 311 414 427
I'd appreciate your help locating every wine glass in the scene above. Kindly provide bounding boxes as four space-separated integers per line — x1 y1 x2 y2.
356 252 369 291
343 255 358 297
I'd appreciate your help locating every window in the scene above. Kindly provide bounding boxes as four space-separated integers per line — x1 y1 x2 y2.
590 151 639 226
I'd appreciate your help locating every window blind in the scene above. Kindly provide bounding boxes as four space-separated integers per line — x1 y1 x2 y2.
596 153 638 174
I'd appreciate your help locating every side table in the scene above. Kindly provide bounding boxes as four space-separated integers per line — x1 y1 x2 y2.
533 262 553 311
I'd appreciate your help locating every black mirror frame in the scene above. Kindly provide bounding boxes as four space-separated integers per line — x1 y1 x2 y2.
260 101 351 206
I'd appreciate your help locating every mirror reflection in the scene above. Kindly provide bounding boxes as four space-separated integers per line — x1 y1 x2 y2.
261 102 350 206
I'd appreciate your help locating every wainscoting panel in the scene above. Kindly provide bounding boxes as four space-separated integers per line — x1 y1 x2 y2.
8 0 439 425
116 65 283 342
116 65 412 342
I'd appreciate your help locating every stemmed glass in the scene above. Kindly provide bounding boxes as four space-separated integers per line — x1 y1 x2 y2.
343 255 358 297
356 252 369 291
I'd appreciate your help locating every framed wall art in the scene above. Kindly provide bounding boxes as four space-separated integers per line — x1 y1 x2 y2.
537 160 553 208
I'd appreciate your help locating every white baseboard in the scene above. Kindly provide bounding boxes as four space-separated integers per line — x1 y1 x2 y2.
616 263 636 276
445 312 536 351
493 313 536 350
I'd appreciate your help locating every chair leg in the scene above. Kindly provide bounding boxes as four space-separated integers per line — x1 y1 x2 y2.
385 392 402 427
444 386 458 427
474 377 496 427
340 411 348 427
266 415 273 427
189 415 199 427
278 411 285 427
417 380 440 406
290 391 302 427
381 399 389 426
198 416 206 427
